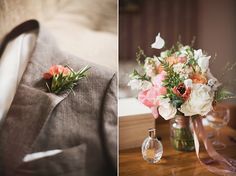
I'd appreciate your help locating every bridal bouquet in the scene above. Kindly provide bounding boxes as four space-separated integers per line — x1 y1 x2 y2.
128 33 233 120
128 33 236 174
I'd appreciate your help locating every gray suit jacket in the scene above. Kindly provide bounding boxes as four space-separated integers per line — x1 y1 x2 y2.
0 20 117 176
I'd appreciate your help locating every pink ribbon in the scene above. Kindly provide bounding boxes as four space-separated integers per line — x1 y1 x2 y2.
191 117 236 175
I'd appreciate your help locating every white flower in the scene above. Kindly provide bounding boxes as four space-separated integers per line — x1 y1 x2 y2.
128 79 142 90
128 79 152 90
194 49 203 60
151 33 165 49
160 50 169 58
173 63 193 79
144 57 157 77
158 98 177 120
184 79 193 88
194 49 210 73
198 56 210 73
206 70 221 90
141 80 153 90
180 46 191 56
145 65 156 77
179 84 214 116
208 79 216 87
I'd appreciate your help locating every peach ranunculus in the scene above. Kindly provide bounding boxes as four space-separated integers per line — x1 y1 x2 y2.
190 73 207 84
43 65 71 79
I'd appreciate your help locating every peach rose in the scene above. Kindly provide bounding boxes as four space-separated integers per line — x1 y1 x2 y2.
190 73 207 84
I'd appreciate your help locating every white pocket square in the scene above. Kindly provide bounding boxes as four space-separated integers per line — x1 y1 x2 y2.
23 149 62 162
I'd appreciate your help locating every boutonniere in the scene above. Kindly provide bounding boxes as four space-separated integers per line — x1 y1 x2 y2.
43 65 90 94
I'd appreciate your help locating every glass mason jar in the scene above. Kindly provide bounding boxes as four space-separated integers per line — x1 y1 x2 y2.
170 115 195 151
141 128 163 163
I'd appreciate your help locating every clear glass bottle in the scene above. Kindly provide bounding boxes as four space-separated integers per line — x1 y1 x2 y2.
141 128 163 163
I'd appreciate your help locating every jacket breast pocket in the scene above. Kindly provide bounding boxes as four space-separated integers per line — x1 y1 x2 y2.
15 143 87 176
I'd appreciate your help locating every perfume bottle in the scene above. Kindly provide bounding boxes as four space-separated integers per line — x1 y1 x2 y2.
141 128 163 163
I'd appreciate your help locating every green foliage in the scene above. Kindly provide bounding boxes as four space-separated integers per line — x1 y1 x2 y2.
164 88 184 108
157 58 184 108
186 57 197 66
215 88 236 102
129 69 150 81
129 47 151 81
47 65 90 94
158 58 183 88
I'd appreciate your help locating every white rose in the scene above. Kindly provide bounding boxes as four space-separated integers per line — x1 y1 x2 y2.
158 98 177 120
179 84 214 116
151 33 165 49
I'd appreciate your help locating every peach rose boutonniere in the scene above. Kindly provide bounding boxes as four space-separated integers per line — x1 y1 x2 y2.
43 65 90 94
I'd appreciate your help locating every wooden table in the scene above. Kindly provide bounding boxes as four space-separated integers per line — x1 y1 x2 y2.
119 123 236 176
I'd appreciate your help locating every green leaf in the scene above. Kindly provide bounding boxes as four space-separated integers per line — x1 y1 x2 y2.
129 69 150 81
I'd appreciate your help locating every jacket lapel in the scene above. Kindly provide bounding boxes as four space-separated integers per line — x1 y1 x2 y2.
0 20 71 173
